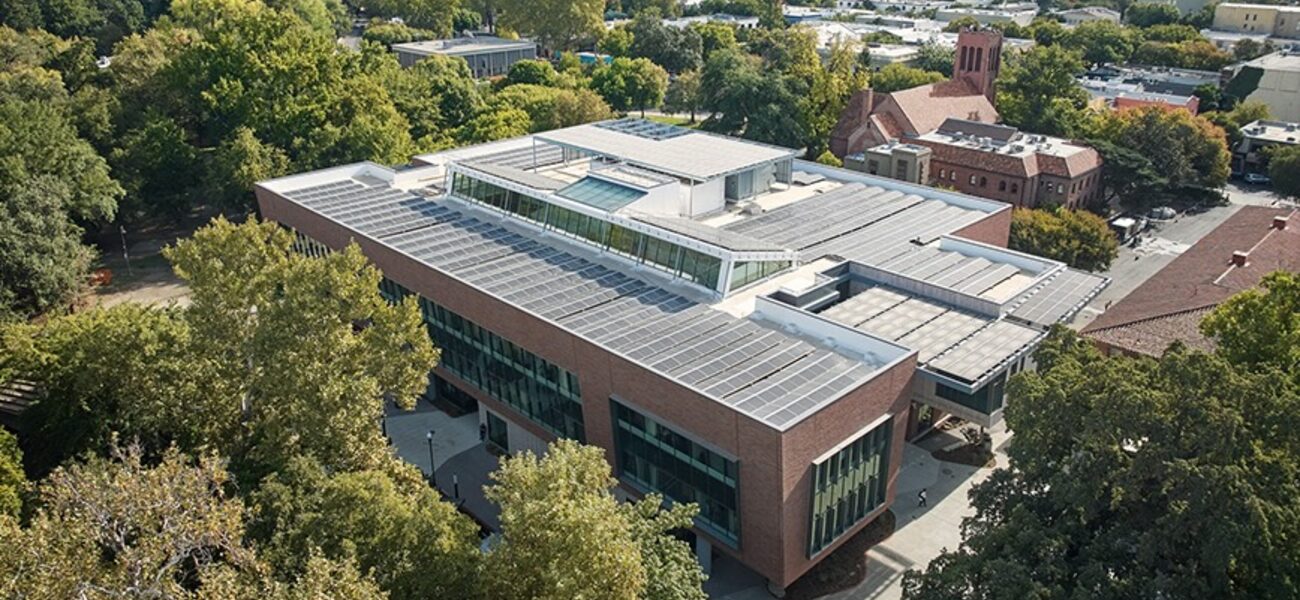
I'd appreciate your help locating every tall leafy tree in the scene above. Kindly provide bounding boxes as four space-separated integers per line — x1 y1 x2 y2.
590 56 668 116
0 444 387 599
996 45 1090 137
1266 145 1300 201
1009 207 1119 271
902 326 1300 600
1061 20 1139 66
1125 1 1180 27
663 69 703 122
162 217 438 478
496 0 603 51
1087 105 1230 202
627 9 702 73
483 439 706 600
870 62 945 93
0 428 22 518
250 455 483 600
0 177 96 321
1201 271 1300 381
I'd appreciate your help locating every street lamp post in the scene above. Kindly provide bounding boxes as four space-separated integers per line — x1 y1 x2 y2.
426 430 437 489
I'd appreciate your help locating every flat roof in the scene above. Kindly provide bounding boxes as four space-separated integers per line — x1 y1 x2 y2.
391 36 536 56
267 173 899 430
535 121 798 181
1241 119 1300 144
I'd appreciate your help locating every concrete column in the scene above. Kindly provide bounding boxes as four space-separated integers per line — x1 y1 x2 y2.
766 580 787 598
694 536 712 575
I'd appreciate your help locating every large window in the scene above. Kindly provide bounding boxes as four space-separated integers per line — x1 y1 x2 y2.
935 376 1005 414
729 260 792 292
451 172 725 291
420 296 586 442
808 417 892 556
612 400 740 546
378 274 585 441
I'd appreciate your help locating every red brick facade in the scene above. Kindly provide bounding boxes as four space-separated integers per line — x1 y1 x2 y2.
257 186 925 590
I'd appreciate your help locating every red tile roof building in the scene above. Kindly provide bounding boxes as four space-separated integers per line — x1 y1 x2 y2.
830 30 1002 157
912 119 1104 208
1083 207 1300 357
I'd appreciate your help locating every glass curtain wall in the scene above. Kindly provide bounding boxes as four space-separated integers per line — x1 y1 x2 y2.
378 274 586 442
452 172 723 291
808 417 892 556
729 260 793 292
611 400 740 546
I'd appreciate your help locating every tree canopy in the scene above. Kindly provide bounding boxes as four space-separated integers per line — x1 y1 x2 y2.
902 322 1300 599
1009 207 1119 271
1087 105 1230 207
1267 145 1300 201
996 45 1090 137
870 62 945 94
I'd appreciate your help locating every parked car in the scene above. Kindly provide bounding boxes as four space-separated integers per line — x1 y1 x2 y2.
1245 172 1272 185
1148 206 1176 220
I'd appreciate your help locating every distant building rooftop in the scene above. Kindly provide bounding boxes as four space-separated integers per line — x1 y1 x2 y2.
913 118 1100 178
1240 119 1300 144
391 36 536 57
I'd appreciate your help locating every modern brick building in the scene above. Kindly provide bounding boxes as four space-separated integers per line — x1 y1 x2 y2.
256 120 1106 594
910 118 1104 209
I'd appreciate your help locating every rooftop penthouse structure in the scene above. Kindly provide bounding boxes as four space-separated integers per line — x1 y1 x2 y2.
255 119 1107 592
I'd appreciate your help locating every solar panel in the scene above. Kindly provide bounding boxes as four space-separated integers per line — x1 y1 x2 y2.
595 118 692 141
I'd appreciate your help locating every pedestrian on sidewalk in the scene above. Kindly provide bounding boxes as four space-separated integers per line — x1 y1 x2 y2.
918 488 927 507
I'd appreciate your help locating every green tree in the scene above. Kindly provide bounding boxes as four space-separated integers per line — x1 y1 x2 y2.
0 428 22 518
598 24 635 57
996 45 1090 137
1088 105 1230 203
700 47 807 148
0 99 121 222
483 439 706 600
815 149 843 167
1062 20 1138 66
1234 37 1273 61
628 10 703 73
0 444 387 599
942 15 980 33
362 0 458 36
591 56 668 116
1028 17 1067 46
663 68 703 122
870 62 945 93
361 20 439 46
804 38 868 157
1 304 190 475
1 445 267 598
913 42 954 77
1203 100 1270 148
689 20 736 59
492 83 613 131
110 115 204 219
1266 145 1300 201
496 0 604 51
1142 23 1201 43
0 177 96 322
207 126 293 212
250 455 482 600
901 326 1300 599
1009 207 1119 271
162 217 438 478
1088 138 1167 210
1202 270 1300 379
504 58 559 87
1125 1 1180 27
457 105 531 143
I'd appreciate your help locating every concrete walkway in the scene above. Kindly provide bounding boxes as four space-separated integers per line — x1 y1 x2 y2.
817 423 1009 600
385 397 480 474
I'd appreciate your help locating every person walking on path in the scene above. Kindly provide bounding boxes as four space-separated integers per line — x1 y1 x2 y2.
917 488 928 507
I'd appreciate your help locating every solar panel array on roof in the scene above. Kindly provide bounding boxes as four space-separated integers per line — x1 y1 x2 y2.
1008 268 1108 327
281 177 888 430
473 143 565 170
556 177 646 212
595 118 692 141
928 320 1041 382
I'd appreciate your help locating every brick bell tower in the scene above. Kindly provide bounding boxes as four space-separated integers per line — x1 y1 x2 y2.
955 28 1003 103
